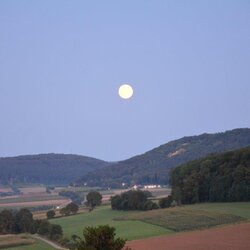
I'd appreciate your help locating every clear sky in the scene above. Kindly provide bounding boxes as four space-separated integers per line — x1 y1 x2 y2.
0 1 250 161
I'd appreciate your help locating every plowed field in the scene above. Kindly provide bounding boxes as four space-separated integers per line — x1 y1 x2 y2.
127 223 250 250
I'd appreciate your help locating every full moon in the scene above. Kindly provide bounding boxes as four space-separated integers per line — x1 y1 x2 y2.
118 84 134 99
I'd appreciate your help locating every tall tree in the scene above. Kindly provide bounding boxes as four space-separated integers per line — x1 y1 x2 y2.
46 210 56 219
72 225 131 250
66 202 79 214
49 224 63 240
0 209 15 233
86 191 102 209
15 208 33 233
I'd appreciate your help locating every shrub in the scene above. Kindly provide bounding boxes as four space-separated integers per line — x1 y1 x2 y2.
159 195 173 208
111 190 158 211
49 224 63 240
72 225 131 250
38 220 50 235
46 210 56 219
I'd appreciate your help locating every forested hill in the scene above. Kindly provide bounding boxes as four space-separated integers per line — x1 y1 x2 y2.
0 154 109 185
171 146 250 203
76 128 250 188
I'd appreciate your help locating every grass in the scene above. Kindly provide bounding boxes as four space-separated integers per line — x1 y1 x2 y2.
5 240 55 250
1 202 249 249
52 205 173 240
116 207 245 232
183 202 250 219
52 202 250 240
0 235 56 250
0 235 34 249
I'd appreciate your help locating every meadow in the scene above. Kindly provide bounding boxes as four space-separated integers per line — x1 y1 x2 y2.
52 205 173 240
3 240 55 250
5 241 55 250
183 202 250 219
0 235 55 250
116 207 244 232
2 202 250 250
52 202 250 240
0 235 34 249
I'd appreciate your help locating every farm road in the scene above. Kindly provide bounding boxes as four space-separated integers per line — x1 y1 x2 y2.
31 234 69 250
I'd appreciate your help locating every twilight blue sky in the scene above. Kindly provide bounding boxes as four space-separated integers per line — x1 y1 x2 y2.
0 1 250 161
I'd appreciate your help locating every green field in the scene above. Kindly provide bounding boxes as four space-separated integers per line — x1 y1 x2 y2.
117 207 245 232
2 202 250 250
52 202 250 241
52 205 173 240
116 202 250 232
0 236 55 250
183 202 250 219
6 241 55 250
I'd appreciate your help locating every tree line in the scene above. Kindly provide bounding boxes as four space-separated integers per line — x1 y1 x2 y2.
171 146 250 204
0 208 63 240
111 190 159 210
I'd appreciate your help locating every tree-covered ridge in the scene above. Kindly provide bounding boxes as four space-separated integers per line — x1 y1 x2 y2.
0 153 109 185
76 128 250 187
171 146 250 204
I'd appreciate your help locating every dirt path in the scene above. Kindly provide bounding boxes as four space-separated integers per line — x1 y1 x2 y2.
127 223 250 250
31 234 69 250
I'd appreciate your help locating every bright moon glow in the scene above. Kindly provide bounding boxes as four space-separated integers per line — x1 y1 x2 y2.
118 84 134 99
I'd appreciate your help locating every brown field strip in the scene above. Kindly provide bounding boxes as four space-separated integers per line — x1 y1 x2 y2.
0 188 12 193
33 206 89 219
0 199 70 208
127 222 250 250
0 234 34 249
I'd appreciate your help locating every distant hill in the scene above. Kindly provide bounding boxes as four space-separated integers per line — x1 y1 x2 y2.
171 146 250 203
76 128 250 188
0 154 109 185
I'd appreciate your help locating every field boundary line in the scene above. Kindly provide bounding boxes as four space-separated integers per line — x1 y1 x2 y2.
31 234 69 250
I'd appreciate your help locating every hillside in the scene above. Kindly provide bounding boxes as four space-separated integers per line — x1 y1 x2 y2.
0 154 109 185
76 128 250 187
171 146 250 203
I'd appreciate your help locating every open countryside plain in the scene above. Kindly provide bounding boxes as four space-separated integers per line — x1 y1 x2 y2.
52 205 172 241
2 190 250 250
0 186 70 209
52 202 250 240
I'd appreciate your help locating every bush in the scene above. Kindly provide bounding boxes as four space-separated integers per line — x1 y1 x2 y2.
49 224 63 240
46 210 56 219
142 200 159 210
111 190 158 211
38 220 50 235
59 203 79 217
159 195 173 208
66 202 79 214
72 225 131 250
60 207 70 216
